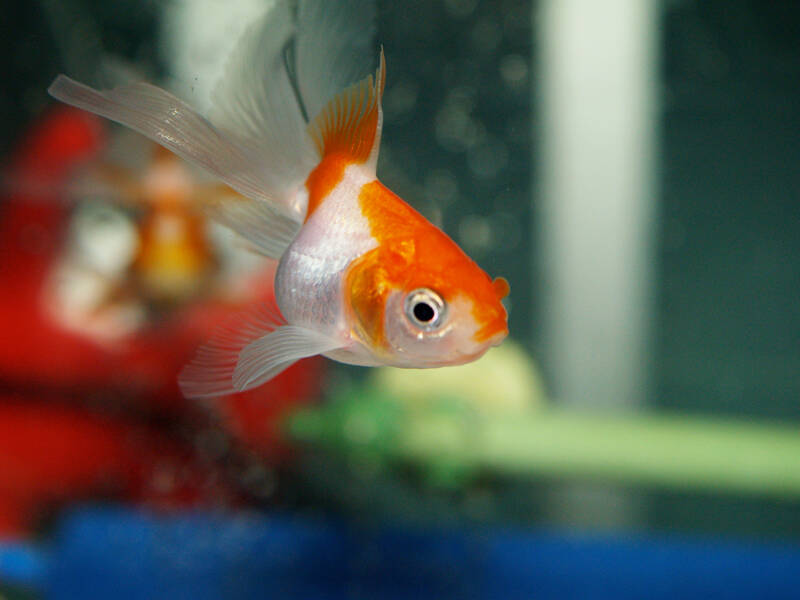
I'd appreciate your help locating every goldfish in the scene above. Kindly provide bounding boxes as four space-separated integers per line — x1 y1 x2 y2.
47 0 509 399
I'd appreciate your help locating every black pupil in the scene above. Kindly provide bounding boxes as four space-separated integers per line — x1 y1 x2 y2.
413 302 435 323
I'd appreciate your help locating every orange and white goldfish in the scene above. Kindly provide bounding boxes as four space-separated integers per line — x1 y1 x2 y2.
47 0 509 398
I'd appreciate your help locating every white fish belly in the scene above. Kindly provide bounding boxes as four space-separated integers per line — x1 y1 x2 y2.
275 166 377 341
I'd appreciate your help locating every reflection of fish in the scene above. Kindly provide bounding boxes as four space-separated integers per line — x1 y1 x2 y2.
129 146 215 304
47 0 509 398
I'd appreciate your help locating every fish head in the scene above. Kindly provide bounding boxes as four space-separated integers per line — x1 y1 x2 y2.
345 226 509 368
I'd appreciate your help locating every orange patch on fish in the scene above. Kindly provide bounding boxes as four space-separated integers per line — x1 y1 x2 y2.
345 245 396 351
349 180 508 345
492 276 510 300
304 154 349 221
304 51 386 222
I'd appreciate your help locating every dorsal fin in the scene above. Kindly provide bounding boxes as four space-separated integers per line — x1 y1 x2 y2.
308 49 386 172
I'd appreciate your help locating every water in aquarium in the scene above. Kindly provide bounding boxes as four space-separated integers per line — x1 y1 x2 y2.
1 1 799 598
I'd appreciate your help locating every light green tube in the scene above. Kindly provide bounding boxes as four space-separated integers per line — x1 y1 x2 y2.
288 396 800 498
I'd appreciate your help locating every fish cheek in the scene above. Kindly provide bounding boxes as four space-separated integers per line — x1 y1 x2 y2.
344 249 394 350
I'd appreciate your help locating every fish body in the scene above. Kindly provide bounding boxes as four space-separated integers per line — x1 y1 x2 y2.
48 0 509 398
275 164 378 362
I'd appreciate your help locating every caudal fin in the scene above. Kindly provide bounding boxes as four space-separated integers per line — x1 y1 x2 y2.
207 2 317 203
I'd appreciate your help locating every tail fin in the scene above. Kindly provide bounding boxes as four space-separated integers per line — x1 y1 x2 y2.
209 0 381 204
48 0 381 258
207 2 317 203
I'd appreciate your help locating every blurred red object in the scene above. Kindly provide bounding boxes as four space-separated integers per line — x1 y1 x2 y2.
0 106 110 391
0 398 239 539
0 106 324 537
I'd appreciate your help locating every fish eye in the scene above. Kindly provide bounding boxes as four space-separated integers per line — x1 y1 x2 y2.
404 288 446 331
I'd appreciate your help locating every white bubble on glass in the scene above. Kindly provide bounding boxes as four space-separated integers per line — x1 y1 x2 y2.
384 80 419 122
459 214 493 253
471 18 502 53
444 0 478 19
424 168 459 207
500 54 529 89
467 137 509 179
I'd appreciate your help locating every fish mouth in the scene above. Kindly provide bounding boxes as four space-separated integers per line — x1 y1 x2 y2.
450 337 503 365
486 328 508 347
473 318 508 347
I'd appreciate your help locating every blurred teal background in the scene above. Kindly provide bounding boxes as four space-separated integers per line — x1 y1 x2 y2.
1 0 800 596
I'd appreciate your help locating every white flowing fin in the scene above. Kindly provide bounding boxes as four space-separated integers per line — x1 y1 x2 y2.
49 76 286 210
178 301 286 399
295 0 377 123
47 77 303 256
234 325 341 392
197 184 300 259
178 301 341 399
208 1 317 202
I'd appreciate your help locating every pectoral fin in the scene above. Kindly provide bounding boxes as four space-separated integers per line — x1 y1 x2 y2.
179 300 341 399
233 325 341 392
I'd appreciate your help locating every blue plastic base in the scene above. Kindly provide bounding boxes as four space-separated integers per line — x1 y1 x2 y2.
4 508 800 599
